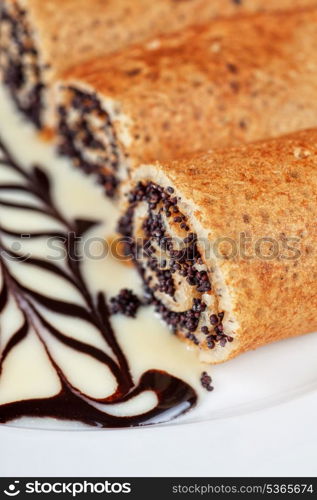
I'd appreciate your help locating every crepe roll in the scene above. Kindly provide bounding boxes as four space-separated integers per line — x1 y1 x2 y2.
3 0 313 129
56 8 317 197
118 130 317 363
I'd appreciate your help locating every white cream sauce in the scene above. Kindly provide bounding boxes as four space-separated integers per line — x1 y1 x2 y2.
0 85 211 428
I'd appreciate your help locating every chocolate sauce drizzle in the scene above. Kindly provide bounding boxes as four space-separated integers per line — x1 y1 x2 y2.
0 135 197 428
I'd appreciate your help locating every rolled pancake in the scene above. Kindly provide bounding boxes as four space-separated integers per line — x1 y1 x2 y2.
118 129 317 363
56 8 317 197
2 0 313 128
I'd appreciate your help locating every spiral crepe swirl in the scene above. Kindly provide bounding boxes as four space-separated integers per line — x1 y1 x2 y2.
3 0 311 129
0 0 44 127
119 130 317 363
55 7 317 197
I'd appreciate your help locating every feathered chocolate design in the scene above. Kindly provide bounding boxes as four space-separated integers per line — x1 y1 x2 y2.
0 136 196 428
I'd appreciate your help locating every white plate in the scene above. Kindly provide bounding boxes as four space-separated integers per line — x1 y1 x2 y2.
1 387 317 477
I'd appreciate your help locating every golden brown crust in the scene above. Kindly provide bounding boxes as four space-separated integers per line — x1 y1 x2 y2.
7 0 317 77
133 129 317 362
60 7 317 166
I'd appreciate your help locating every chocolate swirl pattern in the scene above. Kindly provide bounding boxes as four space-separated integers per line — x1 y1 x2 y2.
0 135 197 428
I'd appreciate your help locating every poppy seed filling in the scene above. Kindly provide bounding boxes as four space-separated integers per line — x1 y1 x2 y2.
0 2 44 128
58 88 123 198
110 288 141 318
119 181 233 350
